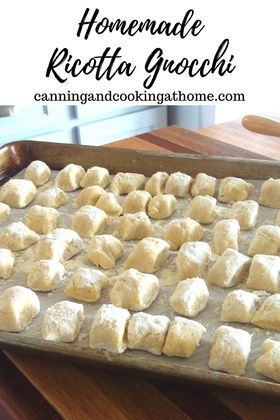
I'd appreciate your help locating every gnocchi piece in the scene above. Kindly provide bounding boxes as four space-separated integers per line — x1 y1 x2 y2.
221 290 261 323
64 268 108 303
37 187 68 208
0 248 15 279
176 241 211 279
42 301 84 343
246 255 280 293
191 173 217 197
55 164 85 192
0 286 40 332
0 221 39 251
147 194 177 219
185 195 216 224
208 326 251 376
164 172 193 197
226 200 259 230
111 268 159 311
125 237 170 273
145 171 169 196
95 192 122 216
248 225 280 256
163 317 206 358
0 202 10 224
122 190 151 214
27 260 65 292
276 210 280 226
37 228 83 261
127 312 170 355
75 186 106 207
218 177 255 203
118 212 152 240
72 205 107 239
259 178 280 208
213 219 240 255
254 339 280 383
0 179 36 208
207 249 250 288
251 294 280 331
169 278 209 317
87 234 124 269
80 166 110 189
24 160 51 186
25 205 59 234
89 304 130 354
163 218 204 251
111 172 145 195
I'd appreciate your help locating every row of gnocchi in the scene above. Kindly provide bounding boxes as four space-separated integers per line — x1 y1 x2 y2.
0 159 280 210
0 285 278 383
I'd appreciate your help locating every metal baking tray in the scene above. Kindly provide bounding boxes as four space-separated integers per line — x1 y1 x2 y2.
0 140 280 396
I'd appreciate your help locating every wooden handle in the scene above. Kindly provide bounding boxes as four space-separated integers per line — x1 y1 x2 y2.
242 115 280 137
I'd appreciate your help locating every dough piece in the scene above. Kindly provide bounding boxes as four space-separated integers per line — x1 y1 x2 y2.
75 186 106 207
169 278 209 317
185 195 216 224
64 268 108 302
89 304 130 353
24 160 51 186
87 234 124 269
0 221 39 251
207 249 250 288
145 172 169 196
0 248 15 279
163 218 204 251
148 194 177 220
125 237 170 273
227 200 259 230
254 339 280 383
246 255 280 293
276 210 280 226
37 228 83 261
0 286 40 332
122 190 151 214
27 259 65 292
208 326 251 375
127 312 170 355
213 219 240 255
111 268 159 311
163 317 206 358
118 212 152 240
218 177 255 203
37 187 68 208
176 241 211 279
221 290 261 323
80 166 110 188
25 205 59 234
55 164 85 192
251 294 280 331
72 205 107 239
259 178 280 208
191 173 217 197
111 172 145 195
42 301 84 342
164 172 193 197
0 179 36 208
95 192 122 216
0 202 10 224
248 225 280 256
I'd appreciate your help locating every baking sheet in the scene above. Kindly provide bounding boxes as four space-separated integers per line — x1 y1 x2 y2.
0 163 280 395
0 140 280 394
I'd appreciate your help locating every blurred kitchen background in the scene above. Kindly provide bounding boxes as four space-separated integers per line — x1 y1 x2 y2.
0 105 278 145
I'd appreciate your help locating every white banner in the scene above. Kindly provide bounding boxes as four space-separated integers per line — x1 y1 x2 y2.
0 0 279 105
